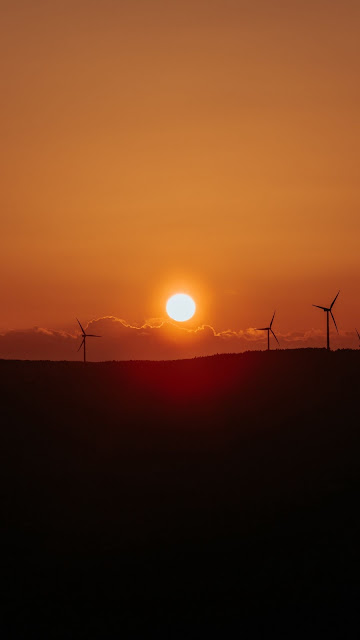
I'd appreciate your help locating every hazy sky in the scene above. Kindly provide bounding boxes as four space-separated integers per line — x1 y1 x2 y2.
1 1 360 357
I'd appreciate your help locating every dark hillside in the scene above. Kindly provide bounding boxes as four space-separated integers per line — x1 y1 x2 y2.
1 350 360 636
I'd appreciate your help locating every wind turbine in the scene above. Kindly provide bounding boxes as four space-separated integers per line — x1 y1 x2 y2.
256 311 280 351
356 328 360 348
312 290 340 351
76 318 101 363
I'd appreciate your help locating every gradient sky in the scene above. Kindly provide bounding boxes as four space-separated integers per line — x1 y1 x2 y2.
1 0 360 358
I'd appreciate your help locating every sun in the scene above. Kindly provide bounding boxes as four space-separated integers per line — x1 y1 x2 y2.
166 293 196 322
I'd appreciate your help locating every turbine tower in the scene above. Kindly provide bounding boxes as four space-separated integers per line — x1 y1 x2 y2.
76 318 101 363
312 291 340 351
256 311 280 351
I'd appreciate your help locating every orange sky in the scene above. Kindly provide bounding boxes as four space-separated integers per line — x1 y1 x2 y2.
1 1 360 358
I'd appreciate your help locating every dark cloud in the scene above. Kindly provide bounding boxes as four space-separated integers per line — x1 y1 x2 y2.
0 317 357 361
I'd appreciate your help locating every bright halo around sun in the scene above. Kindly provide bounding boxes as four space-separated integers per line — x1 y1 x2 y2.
166 293 196 322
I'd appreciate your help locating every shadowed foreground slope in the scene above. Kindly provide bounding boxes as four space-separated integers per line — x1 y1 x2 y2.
1 350 360 636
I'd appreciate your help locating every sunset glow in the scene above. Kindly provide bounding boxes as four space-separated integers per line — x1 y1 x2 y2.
1 1 360 359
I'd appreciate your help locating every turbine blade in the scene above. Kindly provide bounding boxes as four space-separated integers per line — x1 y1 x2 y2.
77 339 84 352
86 334 102 338
356 328 360 341
270 310 276 328
271 329 280 345
256 328 268 332
330 311 338 333
330 290 340 309
312 305 328 310
76 318 85 334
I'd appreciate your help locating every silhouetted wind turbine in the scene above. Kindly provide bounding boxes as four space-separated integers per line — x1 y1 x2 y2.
256 311 280 351
312 291 340 351
356 328 360 348
76 318 101 363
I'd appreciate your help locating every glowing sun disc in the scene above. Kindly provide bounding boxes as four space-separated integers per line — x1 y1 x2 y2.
166 294 196 322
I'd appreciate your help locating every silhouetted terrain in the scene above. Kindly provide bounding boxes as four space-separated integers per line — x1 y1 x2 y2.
1 350 360 637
